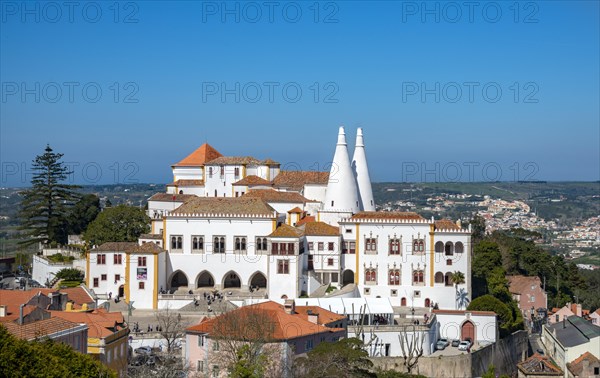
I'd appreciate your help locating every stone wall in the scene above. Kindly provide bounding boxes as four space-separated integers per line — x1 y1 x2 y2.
370 330 528 377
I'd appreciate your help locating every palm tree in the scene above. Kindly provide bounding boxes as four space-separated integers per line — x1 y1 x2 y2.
451 271 466 309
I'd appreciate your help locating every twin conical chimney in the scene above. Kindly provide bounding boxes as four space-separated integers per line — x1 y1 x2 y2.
323 127 360 213
352 128 375 211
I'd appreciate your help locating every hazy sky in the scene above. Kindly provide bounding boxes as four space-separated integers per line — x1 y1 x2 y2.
1 1 598 186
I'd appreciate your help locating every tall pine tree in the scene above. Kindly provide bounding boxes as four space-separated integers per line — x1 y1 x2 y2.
19 145 80 246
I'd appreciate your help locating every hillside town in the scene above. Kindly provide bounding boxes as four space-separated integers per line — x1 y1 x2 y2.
1 129 598 378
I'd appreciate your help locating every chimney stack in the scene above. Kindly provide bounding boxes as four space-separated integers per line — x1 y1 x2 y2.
19 304 24 325
351 127 375 211
0 305 6 317
307 310 319 324
323 127 360 214
284 299 295 315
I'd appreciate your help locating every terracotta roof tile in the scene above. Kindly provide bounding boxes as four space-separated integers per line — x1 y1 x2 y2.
128 242 165 254
296 216 316 226
0 288 95 320
93 242 137 252
287 207 303 214
233 175 272 186
2 317 85 341
206 156 262 165
50 308 126 339
243 189 313 203
518 353 563 375
300 221 340 236
294 306 346 325
508 275 542 294
171 197 276 216
269 224 303 238
148 193 196 202
568 352 600 376
168 179 205 187
140 234 163 240
272 171 329 191
351 211 425 221
173 144 222 167
434 219 460 230
186 301 344 341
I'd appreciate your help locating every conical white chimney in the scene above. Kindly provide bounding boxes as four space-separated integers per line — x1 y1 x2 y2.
352 128 375 211
323 127 360 213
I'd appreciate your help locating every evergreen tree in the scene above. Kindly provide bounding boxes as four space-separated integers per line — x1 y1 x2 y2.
18 145 80 246
84 205 149 246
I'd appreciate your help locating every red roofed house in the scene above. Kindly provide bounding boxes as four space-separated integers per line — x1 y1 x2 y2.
567 351 600 378
508 275 548 321
185 300 346 377
517 352 563 377
589 309 600 326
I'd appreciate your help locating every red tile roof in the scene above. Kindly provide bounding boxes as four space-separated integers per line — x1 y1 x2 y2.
269 224 304 238
434 219 460 230
294 306 346 325
50 308 126 339
287 207 303 214
148 193 196 202
173 143 222 167
518 353 563 375
233 175 272 186
351 211 425 221
295 216 316 226
243 189 312 203
508 275 542 294
171 197 276 216
300 221 340 236
0 287 94 320
168 179 205 187
2 317 85 341
272 171 329 191
206 156 261 165
568 352 600 376
186 301 344 341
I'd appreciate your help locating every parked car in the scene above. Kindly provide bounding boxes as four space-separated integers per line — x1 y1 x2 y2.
438 338 449 347
458 340 471 351
135 346 152 355
436 340 447 350
451 339 460 347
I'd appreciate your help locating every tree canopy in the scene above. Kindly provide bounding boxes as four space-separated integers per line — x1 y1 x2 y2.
295 338 374 378
68 194 101 235
84 205 150 246
0 325 115 378
18 145 80 246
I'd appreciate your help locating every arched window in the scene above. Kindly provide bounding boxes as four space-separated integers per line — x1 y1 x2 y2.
413 239 425 254
445 242 454 256
177 237 182 249
365 268 377 284
171 236 177 249
389 238 401 255
445 272 453 286
388 269 401 285
412 270 424 284
435 241 444 253
455 242 464 253
435 271 444 283
192 237 199 250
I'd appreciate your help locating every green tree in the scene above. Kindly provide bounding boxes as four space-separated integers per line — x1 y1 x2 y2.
18 145 80 246
472 241 502 298
84 205 149 246
487 267 512 303
68 194 100 235
55 268 84 282
468 215 486 242
0 325 115 377
295 338 374 378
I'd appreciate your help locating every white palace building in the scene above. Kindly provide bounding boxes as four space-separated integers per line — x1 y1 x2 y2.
86 127 472 310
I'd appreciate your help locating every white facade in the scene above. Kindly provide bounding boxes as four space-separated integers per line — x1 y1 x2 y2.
433 310 498 346
338 216 471 310
86 128 474 310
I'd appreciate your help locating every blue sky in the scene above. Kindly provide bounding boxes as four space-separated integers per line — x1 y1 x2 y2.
1 1 598 186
